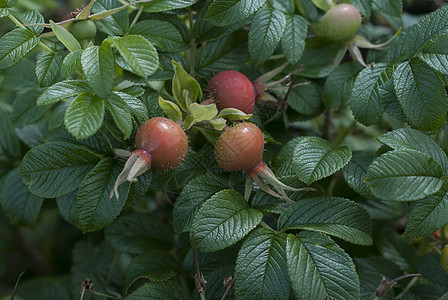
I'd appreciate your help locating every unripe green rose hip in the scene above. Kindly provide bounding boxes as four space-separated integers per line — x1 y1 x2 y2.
318 4 362 41
441 244 448 275
71 20 97 40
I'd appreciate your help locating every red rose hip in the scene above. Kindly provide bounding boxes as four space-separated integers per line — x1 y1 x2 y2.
111 117 188 200
135 117 188 170
214 122 314 202
207 70 255 114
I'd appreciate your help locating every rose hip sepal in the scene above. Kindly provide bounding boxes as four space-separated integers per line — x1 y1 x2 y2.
214 122 314 202
110 117 188 200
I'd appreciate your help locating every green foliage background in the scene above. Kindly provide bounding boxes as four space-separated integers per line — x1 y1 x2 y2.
1 0 448 299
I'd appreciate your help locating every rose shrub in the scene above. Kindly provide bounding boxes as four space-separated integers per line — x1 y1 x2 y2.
0 0 448 299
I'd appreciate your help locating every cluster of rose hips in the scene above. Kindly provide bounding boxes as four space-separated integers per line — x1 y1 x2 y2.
111 69 311 201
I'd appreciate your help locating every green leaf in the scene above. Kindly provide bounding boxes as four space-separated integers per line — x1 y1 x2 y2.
107 93 133 139
296 44 338 78
105 212 174 254
150 149 208 191
124 169 151 210
342 151 375 199
281 14 307 65
361 198 407 221
191 189 263 252
172 60 202 111
278 196 373 245
0 8 8 17
0 0 15 8
20 141 102 198
49 20 81 52
158 96 182 122
404 188 448 238
112 35 159 79
350 63 390 126
124 281 187 300
292 136 352 185
389 6 448 63
377 128 448 175
272 137 304 177
380 78 407 122
69 240 117 300
350 0 371 18
56 192 80 228
205 0 266 26
142 0 198 12
209 118 227 130
81 43 115 99
77 158 128 232
248 6 286 64
288 82 321 116
35 51 63 87
195 30 248 78
114 90 149 121
393 58 448 132
0 168 43 226
64 93 105 139
310 0 332 10
15 125 43 148
92 0 129 36
139 13 190 45
355 256 402 283
372 0 402 18
173 175 229 233
183 103 218 130
11 91 48 127
286 232 360 300
376 227 416 271
234 229 291 300
195 2 247 42
2 58 38 91
37 80 91 105
365 149 445 201
16 277 70 300
418 33 448 75
0 110 20 158
0 28 39 69
415 252 448 286
129 19 184 52
60 49 82 79
124 251 179 295
17 10 44 36
216 107 252 120
324 62 363 109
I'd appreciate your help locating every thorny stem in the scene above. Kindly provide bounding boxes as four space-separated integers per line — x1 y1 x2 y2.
390 273 422 284
80 279 118 300
10 271 25 300
375 273 422 298
277 75 297 112
220 269 243 300
191 231 207 296
395 275 421 299
8 14 54 52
